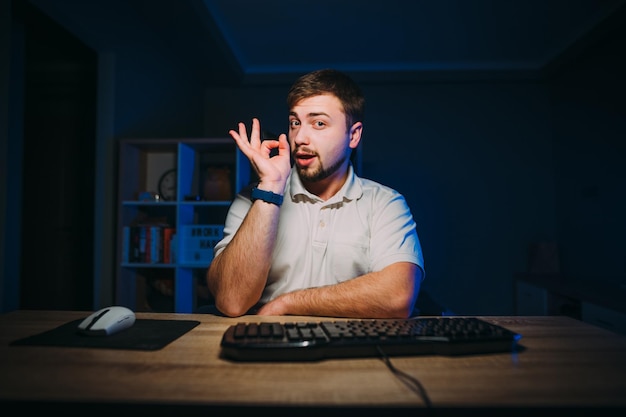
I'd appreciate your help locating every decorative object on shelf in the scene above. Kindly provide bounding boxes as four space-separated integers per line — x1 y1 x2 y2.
179 224 224 265
158 168 177 201
138 191 161 202
202 166 231 201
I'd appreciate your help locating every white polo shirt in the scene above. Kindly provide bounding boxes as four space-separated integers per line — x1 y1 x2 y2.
213 165 424 304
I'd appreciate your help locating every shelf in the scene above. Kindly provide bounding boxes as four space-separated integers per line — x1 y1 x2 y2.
116 138 250 313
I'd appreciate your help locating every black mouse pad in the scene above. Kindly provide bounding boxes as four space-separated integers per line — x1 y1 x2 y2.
9 318 200 351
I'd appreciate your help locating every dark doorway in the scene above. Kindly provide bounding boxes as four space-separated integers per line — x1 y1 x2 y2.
18 2 96 310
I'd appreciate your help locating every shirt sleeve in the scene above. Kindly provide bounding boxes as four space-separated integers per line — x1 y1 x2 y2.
369 189 425 280
212 187 253 258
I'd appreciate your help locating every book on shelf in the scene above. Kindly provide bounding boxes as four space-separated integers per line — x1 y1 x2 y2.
147 225 161 264
170 233 178 263
130 226 141 262
123 223 173 264
138 226 148 262
162 227 176 264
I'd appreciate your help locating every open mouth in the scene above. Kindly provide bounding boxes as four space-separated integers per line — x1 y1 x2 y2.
295 152 317 167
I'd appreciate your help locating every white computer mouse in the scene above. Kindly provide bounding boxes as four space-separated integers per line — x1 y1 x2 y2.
77 306 136 336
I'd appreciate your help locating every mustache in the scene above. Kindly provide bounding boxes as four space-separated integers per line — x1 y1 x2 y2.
293 146 317 156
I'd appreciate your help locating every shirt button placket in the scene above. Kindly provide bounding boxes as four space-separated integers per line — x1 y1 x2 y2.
317 206 330 243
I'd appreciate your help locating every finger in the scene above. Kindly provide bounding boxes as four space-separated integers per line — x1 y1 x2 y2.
238 122 249 143
228 122 247 142
277 133 290 157
249 118 261 147
261 139 280 157
229 124 256 160
228 128 240 142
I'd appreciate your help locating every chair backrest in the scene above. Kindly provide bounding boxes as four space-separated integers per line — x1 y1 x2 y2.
412 290 455 317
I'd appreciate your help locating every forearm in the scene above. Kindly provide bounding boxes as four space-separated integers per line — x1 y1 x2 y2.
258 262 421 319
207 201 281 317
208 115 290 317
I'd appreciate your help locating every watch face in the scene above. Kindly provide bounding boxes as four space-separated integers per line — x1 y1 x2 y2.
158 168 177 201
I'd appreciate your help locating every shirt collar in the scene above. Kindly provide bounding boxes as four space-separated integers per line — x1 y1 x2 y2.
287 164 363 204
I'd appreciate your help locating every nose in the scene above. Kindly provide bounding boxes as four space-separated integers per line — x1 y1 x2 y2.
290 126 309 146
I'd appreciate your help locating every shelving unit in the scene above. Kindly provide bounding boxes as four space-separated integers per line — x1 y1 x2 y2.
116 138 250 313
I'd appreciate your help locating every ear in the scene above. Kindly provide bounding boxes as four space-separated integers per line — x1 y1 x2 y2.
348 121 363 150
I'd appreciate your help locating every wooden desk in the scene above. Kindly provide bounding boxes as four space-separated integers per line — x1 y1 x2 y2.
1 311 626 415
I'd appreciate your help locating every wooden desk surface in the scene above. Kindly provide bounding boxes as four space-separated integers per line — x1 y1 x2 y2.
1 310 626 414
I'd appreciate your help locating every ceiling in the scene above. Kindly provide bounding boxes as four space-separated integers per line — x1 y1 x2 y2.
28 0 626 86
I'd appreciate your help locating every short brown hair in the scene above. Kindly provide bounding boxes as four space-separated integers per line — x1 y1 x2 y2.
287 69 365 130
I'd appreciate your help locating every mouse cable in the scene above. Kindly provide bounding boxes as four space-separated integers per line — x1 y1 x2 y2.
376 345 433 408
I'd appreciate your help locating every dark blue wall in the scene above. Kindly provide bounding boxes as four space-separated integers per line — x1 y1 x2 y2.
3 1 624 314
551 24 626 287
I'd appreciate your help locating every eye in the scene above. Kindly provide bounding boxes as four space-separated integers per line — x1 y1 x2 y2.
313 120 326 129
289 119 300 128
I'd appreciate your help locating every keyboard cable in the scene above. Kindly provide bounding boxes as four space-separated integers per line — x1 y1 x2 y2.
376 345 433 408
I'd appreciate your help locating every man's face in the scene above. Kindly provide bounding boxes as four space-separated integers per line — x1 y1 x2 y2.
288 94 355 183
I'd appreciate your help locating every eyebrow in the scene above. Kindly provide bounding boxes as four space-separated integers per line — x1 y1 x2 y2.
289 111 331 118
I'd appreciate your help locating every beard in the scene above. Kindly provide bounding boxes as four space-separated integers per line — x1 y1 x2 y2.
296 152 348 183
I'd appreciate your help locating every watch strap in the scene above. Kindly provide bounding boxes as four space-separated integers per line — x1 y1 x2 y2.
251 187 284 206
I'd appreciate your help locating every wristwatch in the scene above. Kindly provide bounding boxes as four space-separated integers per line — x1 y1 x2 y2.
251 187 283 206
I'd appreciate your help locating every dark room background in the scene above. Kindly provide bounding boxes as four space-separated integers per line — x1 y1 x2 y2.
1 0 625 318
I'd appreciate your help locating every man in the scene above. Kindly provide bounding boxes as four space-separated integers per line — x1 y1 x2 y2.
206 69 424 318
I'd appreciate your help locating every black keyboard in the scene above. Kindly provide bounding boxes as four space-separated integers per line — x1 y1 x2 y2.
220 317 522 361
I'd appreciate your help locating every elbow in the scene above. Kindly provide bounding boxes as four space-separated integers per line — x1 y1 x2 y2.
207 262 248 317
214 295 256 318
392 302 414 319
380 262 422 319
381 294 415 319
391 283 421 319
215 302 247 318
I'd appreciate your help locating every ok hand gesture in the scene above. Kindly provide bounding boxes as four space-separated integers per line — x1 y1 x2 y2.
229 118 291 193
